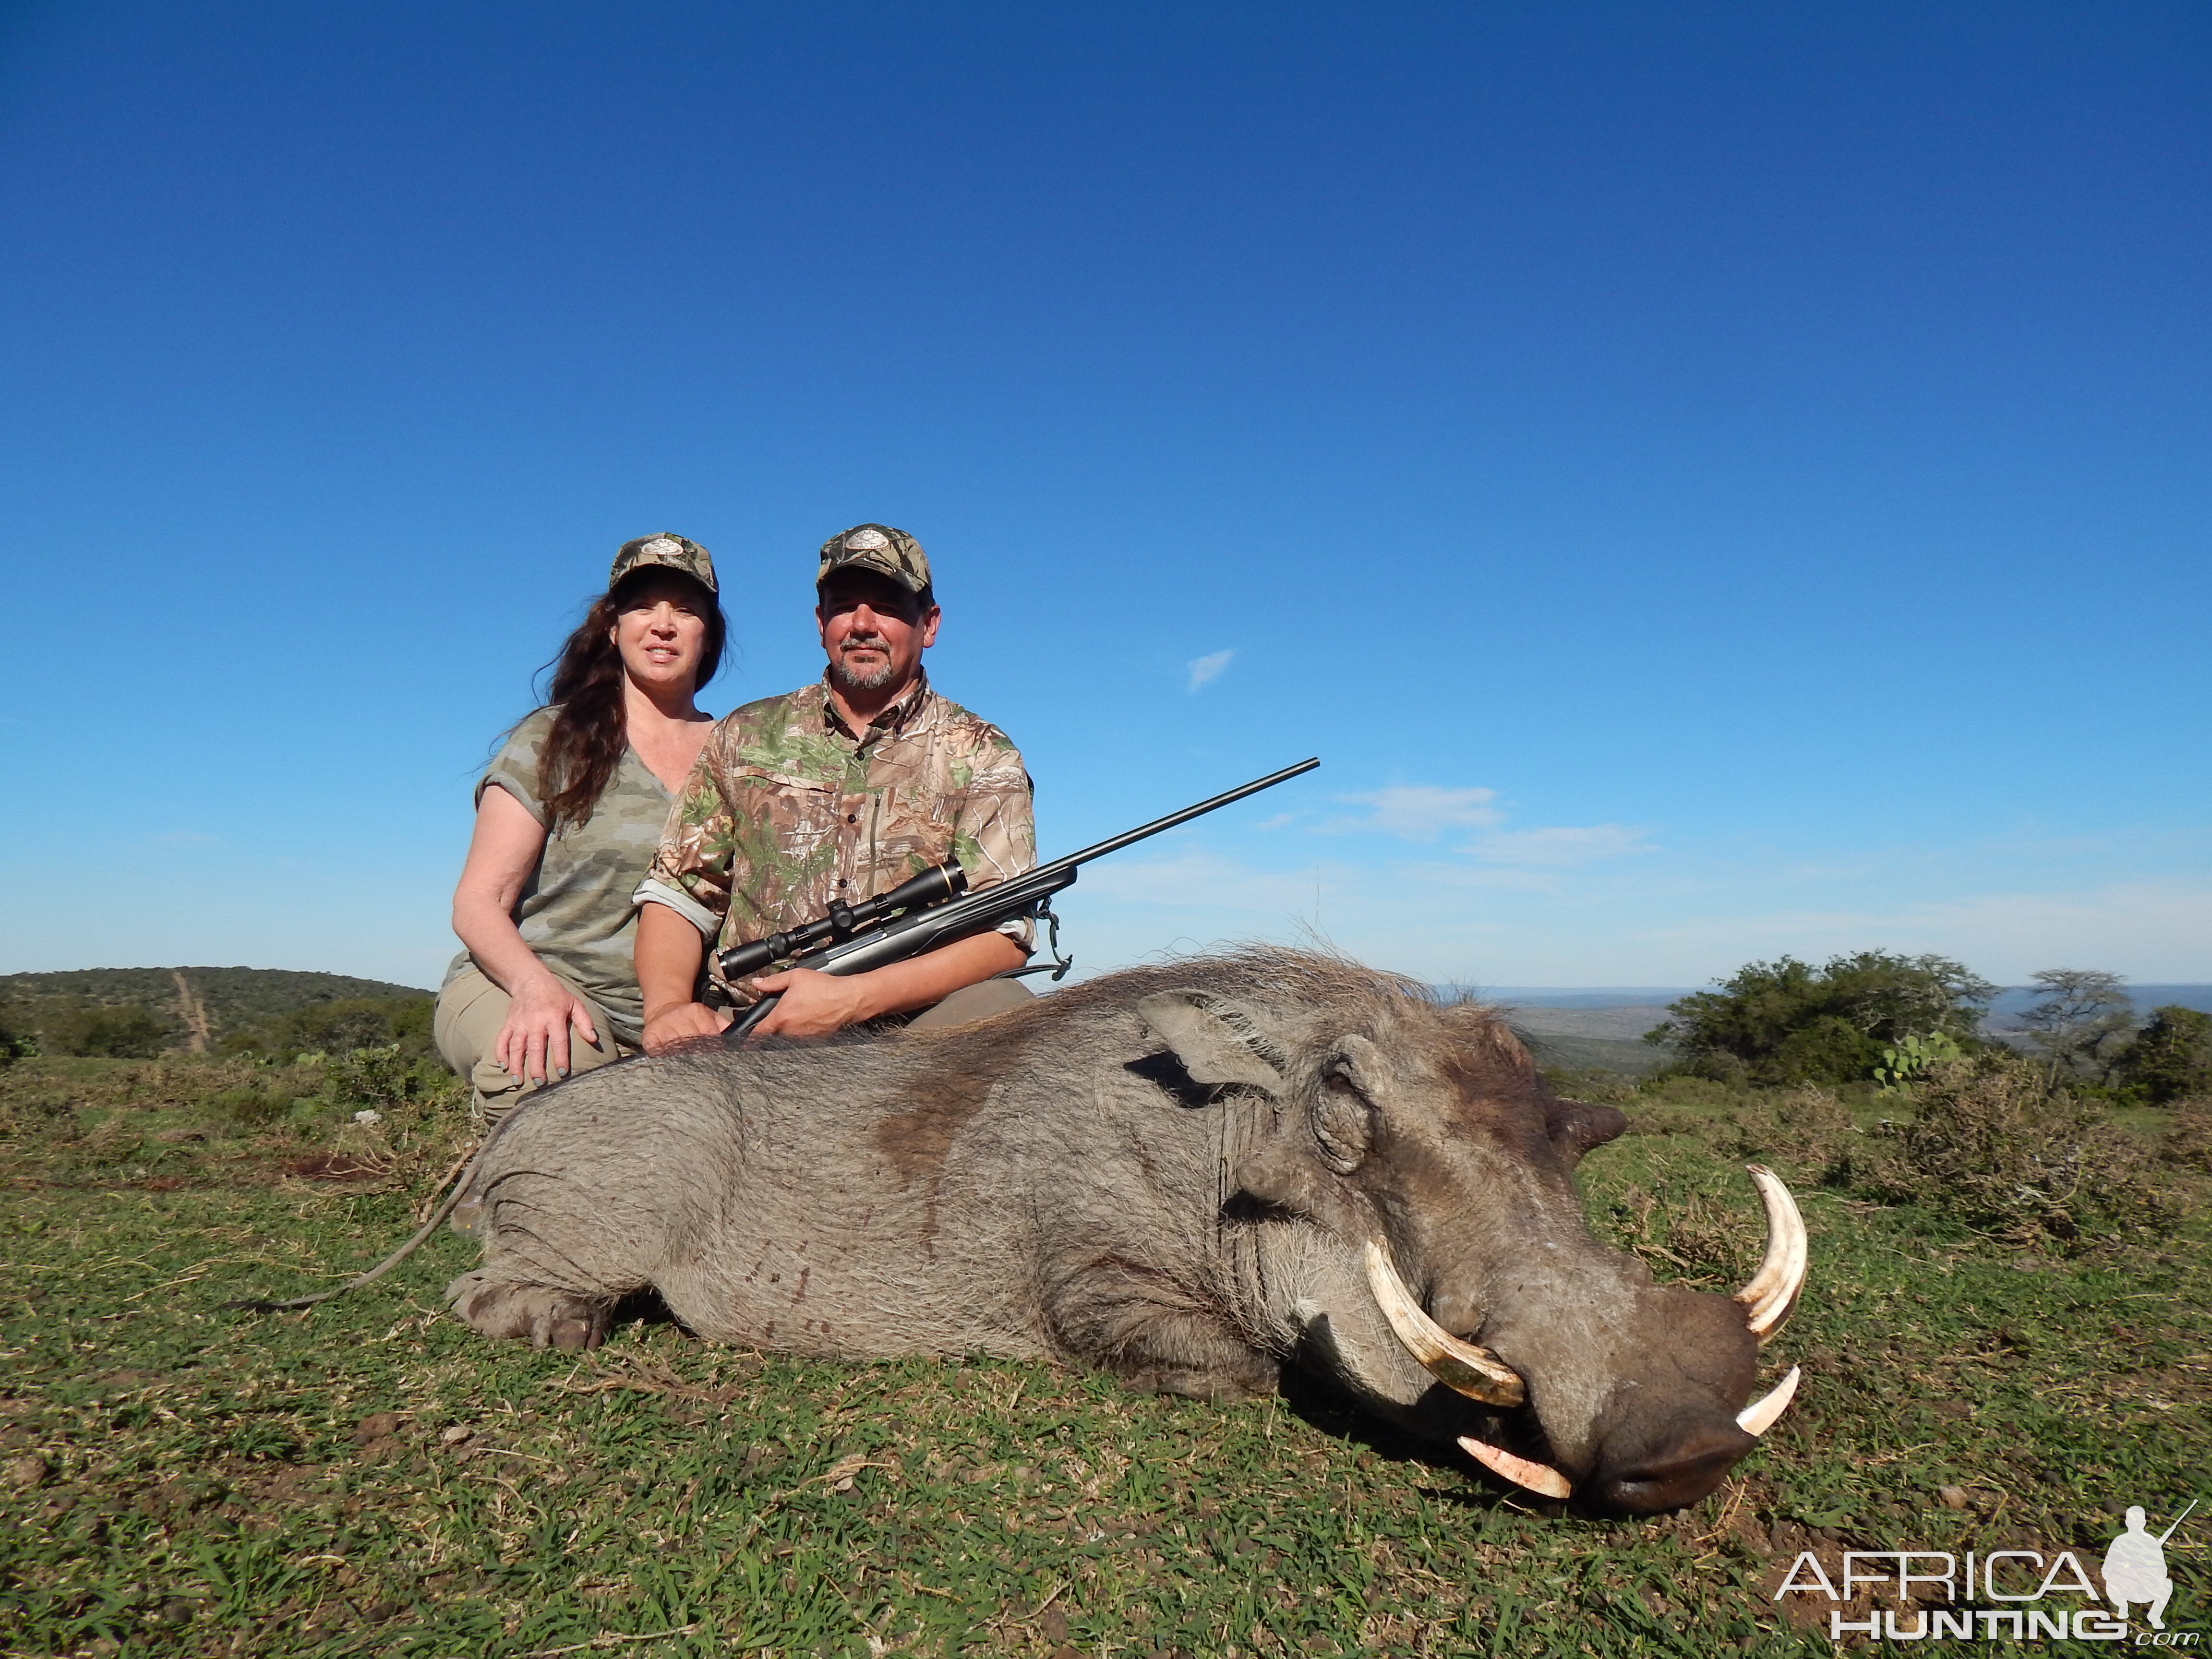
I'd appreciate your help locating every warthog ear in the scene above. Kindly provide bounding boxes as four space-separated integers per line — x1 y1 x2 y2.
1544 1098 1629 1169
1135 992 1286 1093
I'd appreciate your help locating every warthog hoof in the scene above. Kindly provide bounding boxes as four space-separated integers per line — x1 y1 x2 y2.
1125 1367 1273 1402
447 1272 611 1351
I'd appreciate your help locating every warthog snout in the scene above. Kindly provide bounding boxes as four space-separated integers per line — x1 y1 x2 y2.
1367 1166 1809 1513
1587 1418 1759 1515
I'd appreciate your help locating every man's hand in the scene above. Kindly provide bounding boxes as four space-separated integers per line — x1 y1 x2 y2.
738 933 1030 1042
743 968 875 1039
637 902 728 1054
642 1001 732 1053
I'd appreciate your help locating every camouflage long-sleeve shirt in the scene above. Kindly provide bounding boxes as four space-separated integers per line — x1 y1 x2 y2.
636 672 1036 1001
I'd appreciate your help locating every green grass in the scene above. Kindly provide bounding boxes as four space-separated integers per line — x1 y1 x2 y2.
2 1058 2207 1657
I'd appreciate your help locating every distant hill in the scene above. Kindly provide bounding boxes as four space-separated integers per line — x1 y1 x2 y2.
1514 1031 1669 1077
1478 987 1697 1009
0 966 433 1053
1501 1005 1673 1042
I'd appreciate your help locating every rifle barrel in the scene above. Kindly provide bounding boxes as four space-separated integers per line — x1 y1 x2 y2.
1030 757 1319 877
2156 1498 2199 1544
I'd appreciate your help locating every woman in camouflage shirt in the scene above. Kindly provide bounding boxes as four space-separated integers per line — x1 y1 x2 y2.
435 535 728 1123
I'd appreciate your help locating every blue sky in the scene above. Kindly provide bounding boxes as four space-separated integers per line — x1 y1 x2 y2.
3 1 2207 991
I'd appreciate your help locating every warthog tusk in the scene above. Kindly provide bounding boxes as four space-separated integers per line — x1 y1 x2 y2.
1362 1239 1525 1408
1732 1165 1808 1346
1735 1365 1801 1437
1457 1435 1573 1500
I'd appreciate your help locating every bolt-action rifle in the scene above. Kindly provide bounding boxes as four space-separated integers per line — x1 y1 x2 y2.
225 757 1320 1315
716 757 1320 1043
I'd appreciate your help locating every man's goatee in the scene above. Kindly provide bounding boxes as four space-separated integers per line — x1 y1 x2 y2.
833 658 895 692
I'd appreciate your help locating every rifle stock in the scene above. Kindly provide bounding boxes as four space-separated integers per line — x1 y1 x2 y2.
718 757 1318 1042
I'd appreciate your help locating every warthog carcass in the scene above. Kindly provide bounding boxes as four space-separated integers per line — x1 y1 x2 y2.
448 948 1806 1514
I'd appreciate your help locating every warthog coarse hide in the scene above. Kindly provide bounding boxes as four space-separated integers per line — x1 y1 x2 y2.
450 949 1803 1513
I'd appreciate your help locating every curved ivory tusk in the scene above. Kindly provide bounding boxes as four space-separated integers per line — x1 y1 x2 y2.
1736 1365 1801 1437
1457 1435 1573 1499
1362 1239 1525 1407
1732 1165 1809 1345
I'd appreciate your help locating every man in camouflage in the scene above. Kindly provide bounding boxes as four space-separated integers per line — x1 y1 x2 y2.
634 524 1036 1047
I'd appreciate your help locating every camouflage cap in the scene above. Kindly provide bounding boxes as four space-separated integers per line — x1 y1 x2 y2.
817 524 931 596
610 532 718 595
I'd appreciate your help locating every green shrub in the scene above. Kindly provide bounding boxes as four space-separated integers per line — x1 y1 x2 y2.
1719 1083 1860 1177
1599 1183 1759 1285
0 1077 78 1142
2160 1100 2212 1172
219 996 436 1063
47 1005 176 1058
210 1084 294 1128
321 1045 466 1135
1835 1055 2170 1249
0 1001 36 1066
2112 1006 2212 1105
329 1046 420 1109
1646 951 1993 1087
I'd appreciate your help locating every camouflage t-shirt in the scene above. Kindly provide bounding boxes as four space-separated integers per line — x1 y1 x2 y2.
636 672 1035 1002
441 707 674 1046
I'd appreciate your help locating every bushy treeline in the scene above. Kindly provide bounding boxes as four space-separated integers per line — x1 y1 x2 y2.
1644 951 1993 1086
0 988 436 1065
215 996 436 1063
0 967 436 1064
49 1005 179 1058
1645 950 2210 1103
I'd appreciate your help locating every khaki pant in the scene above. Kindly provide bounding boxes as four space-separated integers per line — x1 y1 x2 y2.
903 975 1034 1029
434 965 631 1129
437 965 1029 1123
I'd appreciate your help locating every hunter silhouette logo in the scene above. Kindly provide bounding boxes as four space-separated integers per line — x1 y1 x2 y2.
2104 1501 2195 1630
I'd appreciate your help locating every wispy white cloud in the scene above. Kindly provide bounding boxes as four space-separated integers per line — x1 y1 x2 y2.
1325 785 1503 840
1319 785 1646 871
1186 649 1234 691
1463 823 1652 867
1078 849 1334 913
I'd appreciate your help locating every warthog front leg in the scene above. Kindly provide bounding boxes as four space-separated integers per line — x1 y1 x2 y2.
1118 1351 1281 1403
1044 1251 1281 1402
446 1153 664 1349
446 1271 612 1351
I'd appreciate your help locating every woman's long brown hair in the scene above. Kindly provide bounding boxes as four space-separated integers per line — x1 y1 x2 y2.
535 570 727 830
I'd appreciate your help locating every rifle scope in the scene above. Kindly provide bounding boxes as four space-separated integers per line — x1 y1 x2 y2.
716 859 967 981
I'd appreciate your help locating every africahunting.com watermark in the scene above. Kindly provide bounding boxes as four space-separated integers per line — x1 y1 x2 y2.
1772 1500 2198 1644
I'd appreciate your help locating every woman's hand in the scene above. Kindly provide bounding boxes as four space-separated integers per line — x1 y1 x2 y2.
494 972 600 1084
453 784 599 1085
